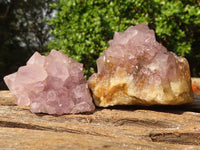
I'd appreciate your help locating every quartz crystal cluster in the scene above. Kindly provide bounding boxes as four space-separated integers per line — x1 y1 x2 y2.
88 23 193 107
4 50 95 114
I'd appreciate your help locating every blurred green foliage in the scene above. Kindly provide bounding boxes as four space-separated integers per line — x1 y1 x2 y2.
48 0 199 77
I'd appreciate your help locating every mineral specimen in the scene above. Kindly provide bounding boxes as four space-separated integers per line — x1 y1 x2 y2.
88 23 193 107
4 50 95 114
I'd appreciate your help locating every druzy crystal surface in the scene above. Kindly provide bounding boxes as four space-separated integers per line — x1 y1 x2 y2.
4 50 95 114
88 23 193 107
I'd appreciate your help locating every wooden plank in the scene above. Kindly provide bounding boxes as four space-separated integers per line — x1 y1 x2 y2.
0 90 200 149
0 90 15 106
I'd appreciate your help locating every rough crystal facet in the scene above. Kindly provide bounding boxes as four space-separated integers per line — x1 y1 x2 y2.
88 23 193 107
4 50 95 114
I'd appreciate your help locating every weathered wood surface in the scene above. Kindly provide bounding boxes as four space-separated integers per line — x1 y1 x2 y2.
0 90 200 149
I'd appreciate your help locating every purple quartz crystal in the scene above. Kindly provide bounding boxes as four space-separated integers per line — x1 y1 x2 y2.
88 23 193 107
4 50 95 114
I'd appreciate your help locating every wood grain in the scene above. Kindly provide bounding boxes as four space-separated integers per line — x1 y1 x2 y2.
0 89 200 150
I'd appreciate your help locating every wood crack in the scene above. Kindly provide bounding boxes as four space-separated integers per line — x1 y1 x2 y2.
112 118 177 128
0 121 109 137
149 132 200 145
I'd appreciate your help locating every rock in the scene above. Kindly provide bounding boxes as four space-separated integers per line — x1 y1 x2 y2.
88 23 193 107
4 50 95 114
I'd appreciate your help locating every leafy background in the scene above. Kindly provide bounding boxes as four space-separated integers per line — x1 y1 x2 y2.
0 0 200 89
48 0 200 77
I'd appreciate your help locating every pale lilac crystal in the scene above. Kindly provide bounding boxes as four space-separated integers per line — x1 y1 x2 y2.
88 23 193 107
4 50 95 114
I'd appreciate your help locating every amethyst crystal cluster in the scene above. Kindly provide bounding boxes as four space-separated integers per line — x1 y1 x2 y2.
88 23 193 107
4 23 193 114
4 50 95 114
